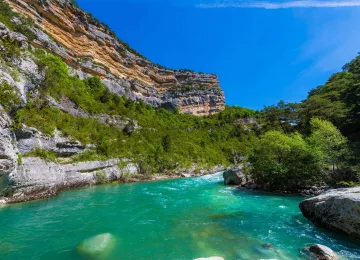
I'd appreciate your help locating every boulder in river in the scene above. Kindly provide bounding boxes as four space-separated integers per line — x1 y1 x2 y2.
76 233 115 258
299 187 360 239
302 244 337 260
223 166 251 185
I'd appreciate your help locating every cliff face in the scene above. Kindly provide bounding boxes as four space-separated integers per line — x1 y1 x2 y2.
5 0 225 115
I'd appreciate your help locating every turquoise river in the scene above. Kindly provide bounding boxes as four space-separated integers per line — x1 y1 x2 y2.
1 172 360 259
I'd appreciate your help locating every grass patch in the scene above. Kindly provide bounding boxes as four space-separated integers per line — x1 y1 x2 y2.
23 149 57 162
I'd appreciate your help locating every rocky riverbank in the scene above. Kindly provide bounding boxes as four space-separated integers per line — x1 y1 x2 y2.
0 155 228 205
300 187 360 240
0 102 230 204
223 166 360 242
222 166 327 196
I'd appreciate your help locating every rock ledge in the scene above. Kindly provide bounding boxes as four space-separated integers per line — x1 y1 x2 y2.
299 187 360 239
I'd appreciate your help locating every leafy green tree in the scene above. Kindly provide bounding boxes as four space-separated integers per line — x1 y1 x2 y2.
261 101 299 134
308 118 350 173
162 134 172 153
298 55 360 140
248 131 324 190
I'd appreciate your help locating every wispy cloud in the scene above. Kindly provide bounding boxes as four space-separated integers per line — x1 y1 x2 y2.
197 1 360 9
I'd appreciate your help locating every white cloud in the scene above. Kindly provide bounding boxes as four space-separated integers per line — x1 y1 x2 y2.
197 1 360 9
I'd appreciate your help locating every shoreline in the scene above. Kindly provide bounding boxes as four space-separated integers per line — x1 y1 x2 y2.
0 163 228 205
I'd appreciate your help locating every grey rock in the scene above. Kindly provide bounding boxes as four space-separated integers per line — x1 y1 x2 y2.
302 244 337 260
95 114 140 130
32 27 72 60
223 165 252 185
299 186 327 196
2 157 138 203
0 107 18 195
299 187 360 239
0 125 17 177
0 106 11 129
45 95 139 130
15 125 85 156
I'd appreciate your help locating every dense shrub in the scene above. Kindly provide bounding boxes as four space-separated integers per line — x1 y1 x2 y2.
0 81 21 112
0 38 21 62
248 131 325 191
308 118 350 170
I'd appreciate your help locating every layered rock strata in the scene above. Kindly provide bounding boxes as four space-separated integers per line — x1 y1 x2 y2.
4 0 225 116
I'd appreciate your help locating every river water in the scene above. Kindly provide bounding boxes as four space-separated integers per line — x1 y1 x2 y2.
1 172 359 259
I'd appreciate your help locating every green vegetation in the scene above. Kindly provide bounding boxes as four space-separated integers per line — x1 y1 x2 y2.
12 52 258 174
95 171 109 184
0 1 36 41
0 80 21 112
12 50 356 189
248 118 350 191
17 154 22 165
248 131 325 190
70 0 78 7
308 118 350 171
1 0 359 189
336 181 360 188
254 54 360 190
0 37 21 62
23 149 57 162
262 54 360 143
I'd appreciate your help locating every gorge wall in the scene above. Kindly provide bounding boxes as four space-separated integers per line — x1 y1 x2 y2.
5 0 225 116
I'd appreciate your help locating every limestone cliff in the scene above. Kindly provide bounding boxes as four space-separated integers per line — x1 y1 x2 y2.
5 0 225 115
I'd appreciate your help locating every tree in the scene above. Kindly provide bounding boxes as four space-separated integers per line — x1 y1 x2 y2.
261 101 300 134
70 0 79 6
308 118 349 173
162 134 172 153
248 131 324 191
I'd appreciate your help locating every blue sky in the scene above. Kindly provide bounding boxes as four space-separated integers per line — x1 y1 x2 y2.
77 0 360 110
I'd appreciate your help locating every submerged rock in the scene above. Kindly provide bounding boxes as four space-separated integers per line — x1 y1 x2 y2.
77 233 115 258
261 243 273 249
299 187 360 239
253 243 289 259
301 244 337 260
194 257 224 260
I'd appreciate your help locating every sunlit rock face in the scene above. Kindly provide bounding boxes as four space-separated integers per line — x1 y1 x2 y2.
300 187 360 239
5 0 225 116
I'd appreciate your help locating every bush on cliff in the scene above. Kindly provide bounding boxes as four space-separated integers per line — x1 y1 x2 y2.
0 80 21 112
0 0 36 41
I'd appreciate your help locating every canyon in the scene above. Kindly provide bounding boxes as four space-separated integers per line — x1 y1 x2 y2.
4 0 225 116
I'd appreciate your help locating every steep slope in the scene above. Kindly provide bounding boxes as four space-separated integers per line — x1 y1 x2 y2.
4 0 225 116
0 0 258 203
